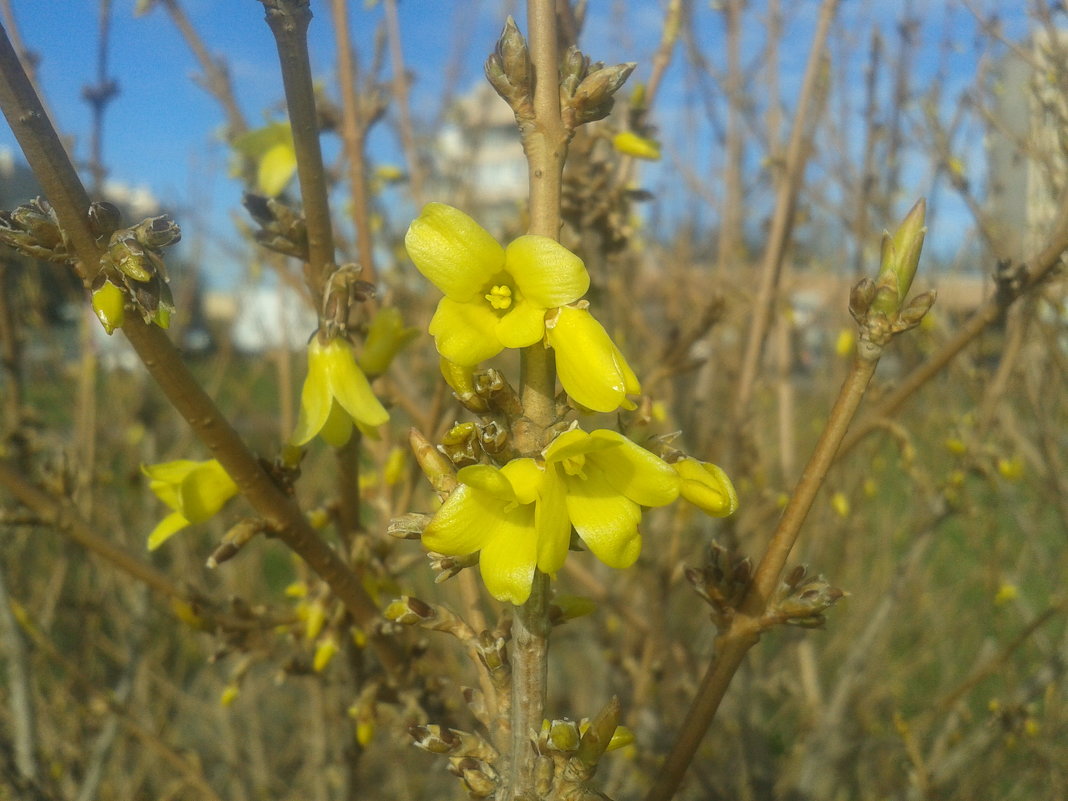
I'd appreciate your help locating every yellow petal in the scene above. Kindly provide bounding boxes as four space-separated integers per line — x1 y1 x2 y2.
429 297 503 365
147 511 191 551
422 485 497 555
178 460 238 523
291 345 333 446
457 464 517 503
543 427 614 462
405 202 504 299
586 430 679 507
324 341 389 429
258 141 298 196
501 458 544 505
478 507 538 605
319 401 355 447
358 306 418 375
547 306 640 413
495 298 547 349
564 471 642 568
505 235 589 307
535 467 572 575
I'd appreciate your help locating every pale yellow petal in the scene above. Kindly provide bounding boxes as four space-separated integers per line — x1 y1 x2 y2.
405 203 504 299
547 306 633 413
319 401 355 447
505 235 589 307
422 485 497 555
290 345 333 446
147 511 191 551
495 299 546 349
326 342 390 429
535 467 572 575
178 460 238 523
429 297 503 366
586 430 679 507
564 471 643 569
478 508 538 605
258 142 298 196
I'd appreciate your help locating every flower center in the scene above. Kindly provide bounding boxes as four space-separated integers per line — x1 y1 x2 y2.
485 284 513 310
560 453 587 480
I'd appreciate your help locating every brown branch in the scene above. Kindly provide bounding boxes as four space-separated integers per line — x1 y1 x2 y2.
260 0 337 299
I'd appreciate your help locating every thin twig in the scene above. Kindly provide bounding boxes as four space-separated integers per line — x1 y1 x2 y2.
645 348 877 801
731 0 838 427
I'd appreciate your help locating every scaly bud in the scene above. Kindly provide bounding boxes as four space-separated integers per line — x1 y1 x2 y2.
87 201 122 239
386 512 431 540
570 62 636 125
570 696 621 777
131 215 182 249
440 421 483 468
485 17 532 119
409 427 458 494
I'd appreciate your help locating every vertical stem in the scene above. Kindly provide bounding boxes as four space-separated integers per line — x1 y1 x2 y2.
502 2 569 798
260 0 336 297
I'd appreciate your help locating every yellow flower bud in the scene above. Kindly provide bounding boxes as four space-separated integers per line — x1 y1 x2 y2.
313 637 339 672
994 583 1018 606
358 306 418 376
674 457 738 517
220 684 239 707
612 131 661 160
91 280 126 334
831 491 850 518
384 447 406 486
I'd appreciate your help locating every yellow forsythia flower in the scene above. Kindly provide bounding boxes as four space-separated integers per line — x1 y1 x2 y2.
422 428 678 604
405 202 589 366
291 336 389 447
143 459 239 550
545 304 641 413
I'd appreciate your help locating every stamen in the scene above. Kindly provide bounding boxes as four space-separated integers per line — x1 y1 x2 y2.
485 284 513 310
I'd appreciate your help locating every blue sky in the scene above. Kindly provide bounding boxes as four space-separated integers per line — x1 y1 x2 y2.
0 1 1036 288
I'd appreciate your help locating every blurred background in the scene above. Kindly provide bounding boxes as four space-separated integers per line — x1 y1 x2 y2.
0 1 1065 800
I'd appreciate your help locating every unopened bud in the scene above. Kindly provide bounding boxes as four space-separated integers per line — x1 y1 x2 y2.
440 421 483 467
872 198 926 316
358 306 418 376
548 719 581 752
409 427 458 494
132 215 182 248
612 131 661 160
440 358 490 413
91 278 126 334
87 201 122 239
674 457 738 517
571 62 636 125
